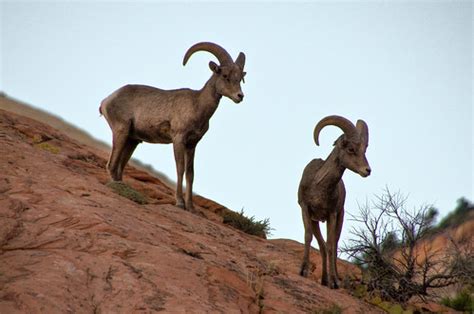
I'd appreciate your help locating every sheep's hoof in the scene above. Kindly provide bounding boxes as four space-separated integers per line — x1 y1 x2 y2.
186 206 196 213
329 280 339 289
175 200 185 209
185 205 203 215
321 277 328 287
299 264 309 277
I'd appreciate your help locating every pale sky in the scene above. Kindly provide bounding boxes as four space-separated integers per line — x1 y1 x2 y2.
1 1 472 245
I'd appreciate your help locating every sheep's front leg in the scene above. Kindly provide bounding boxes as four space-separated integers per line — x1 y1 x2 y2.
299 205 313 277
311 220 328 286
184 147 196 212
173 140 186 209
327 212 339 289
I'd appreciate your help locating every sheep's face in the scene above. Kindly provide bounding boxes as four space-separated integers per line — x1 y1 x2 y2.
209 62 246 103
337 137 371 177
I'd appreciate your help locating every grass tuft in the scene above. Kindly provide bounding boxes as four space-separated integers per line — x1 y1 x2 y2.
36 142 60 154
441 289 473 312
222 208 271 238
313 304 343 314
246 269 265 313
106 181 148 205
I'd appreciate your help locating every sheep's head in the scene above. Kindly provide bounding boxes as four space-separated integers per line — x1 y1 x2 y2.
183 42 246 103
314 115 371 177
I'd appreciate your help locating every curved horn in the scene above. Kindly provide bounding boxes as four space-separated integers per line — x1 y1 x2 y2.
356 119 369 147
313 115 357 146
235 52 246 69
182 42 233 66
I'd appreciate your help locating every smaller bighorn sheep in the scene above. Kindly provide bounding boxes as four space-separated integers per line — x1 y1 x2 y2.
100 42 246 212
298 115 371 289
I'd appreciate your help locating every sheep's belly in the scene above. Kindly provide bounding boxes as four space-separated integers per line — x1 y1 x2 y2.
132 121 172 144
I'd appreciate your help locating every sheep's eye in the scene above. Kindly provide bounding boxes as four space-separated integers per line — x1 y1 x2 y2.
347 148 356 155
223 74 228 79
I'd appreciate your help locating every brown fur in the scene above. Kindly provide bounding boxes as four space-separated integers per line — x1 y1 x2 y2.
298 116 371 289
100 42 246 212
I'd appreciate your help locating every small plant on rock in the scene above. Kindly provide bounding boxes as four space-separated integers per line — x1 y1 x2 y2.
222 208 271 238
106 181 148 205
441 288 474 312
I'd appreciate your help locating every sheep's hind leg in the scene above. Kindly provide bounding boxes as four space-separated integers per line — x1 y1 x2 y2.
107 129 130 181
116 138 139 180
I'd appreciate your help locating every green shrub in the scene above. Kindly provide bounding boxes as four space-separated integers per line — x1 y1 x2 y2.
441 289 473 312
313 304 343 314
436 198 473 231
36 142 60 154
222 209 271 238
106 181 148 205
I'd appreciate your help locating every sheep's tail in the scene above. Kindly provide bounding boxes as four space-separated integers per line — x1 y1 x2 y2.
99 90 118 117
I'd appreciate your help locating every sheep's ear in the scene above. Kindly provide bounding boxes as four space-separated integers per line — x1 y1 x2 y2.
235 52 246 69
209 61 221 74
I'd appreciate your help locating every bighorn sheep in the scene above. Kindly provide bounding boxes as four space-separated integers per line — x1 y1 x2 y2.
298 115 371 289
100 42 246 212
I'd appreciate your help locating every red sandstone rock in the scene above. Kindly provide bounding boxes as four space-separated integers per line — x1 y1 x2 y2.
0 107 381 313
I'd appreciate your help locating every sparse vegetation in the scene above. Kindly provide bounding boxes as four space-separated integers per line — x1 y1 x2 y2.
32 134 49 144
342 189 474 304
313 303 343 314
36 142 60 154
441 288 474 312
32 134 60 154
246 269 265 313
106 181 148 204
437 198 474 230
368 295 411 314
222 208 271 238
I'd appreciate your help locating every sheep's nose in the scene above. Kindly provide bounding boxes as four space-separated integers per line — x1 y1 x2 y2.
237 93 244 101
366 167 371 175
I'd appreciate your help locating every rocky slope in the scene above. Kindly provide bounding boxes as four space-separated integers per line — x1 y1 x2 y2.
0 93 174 187
0 100 381 313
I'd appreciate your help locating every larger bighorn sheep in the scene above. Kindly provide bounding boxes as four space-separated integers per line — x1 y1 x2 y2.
298 115 371 289
100 42 246 212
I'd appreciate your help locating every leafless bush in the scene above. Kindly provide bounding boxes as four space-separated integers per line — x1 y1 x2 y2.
341 188 473 304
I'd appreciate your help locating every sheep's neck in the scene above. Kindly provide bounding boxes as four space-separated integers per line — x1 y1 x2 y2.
314 148 345 190
197 75 222 120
